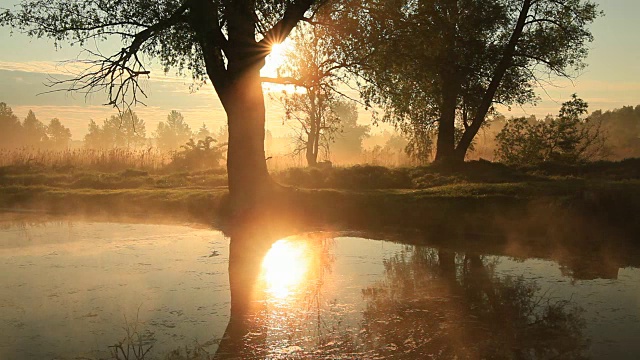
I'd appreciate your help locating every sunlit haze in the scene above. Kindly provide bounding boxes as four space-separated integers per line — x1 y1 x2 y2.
2 1 640 358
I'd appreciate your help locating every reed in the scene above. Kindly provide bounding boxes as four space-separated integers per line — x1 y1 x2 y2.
0 147 172 171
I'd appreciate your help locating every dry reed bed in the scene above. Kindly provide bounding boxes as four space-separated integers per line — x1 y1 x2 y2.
0 147 172 171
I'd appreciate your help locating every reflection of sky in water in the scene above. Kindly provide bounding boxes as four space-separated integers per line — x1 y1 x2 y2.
0 219 231 359
1 215 640 359
492 258 640 359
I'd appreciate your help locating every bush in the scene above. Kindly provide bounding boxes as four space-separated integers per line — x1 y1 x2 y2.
495 95 606 165
170 137 225 170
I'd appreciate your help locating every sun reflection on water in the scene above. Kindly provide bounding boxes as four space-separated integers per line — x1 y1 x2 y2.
261 239 310 299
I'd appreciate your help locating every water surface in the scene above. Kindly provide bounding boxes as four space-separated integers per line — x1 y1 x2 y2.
1 213 639 359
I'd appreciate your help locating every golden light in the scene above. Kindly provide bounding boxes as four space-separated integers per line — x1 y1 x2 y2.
261 41 292 78
261 239 310 299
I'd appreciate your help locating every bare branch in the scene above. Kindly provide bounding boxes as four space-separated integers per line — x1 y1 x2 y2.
41 1 190 113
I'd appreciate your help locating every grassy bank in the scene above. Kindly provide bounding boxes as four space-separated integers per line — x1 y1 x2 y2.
1 160 639 239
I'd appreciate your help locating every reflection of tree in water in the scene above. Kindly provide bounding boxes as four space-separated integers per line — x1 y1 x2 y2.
215 235 589 359
216 232 338 359
358 247 589 359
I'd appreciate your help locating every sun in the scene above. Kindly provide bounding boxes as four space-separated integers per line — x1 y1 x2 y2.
261 41 291 78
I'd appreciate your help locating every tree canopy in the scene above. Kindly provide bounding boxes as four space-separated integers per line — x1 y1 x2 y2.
339 0 600 164
1 0 320 110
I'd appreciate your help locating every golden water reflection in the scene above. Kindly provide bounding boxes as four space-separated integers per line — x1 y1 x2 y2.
260 239 311 299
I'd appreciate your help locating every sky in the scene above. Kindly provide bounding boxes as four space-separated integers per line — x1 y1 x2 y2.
0 0 639 141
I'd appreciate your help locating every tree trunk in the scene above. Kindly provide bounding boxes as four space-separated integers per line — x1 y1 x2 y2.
306 132 318 166
454 0 531 161
306 88 319 167
222 68 272 211
306 99 318 166
434 113 456 163
188 0 316 210
434 83 459 164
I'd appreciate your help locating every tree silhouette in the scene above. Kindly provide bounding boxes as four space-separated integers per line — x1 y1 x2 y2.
331 100 369 163
0 102 23 149
46 118 72 150
341 0 600 165
495 94 605 165
84 111 146 149
2 0 323 209
22 110 48 147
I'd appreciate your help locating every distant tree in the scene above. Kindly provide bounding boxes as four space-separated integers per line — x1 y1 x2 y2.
22 110 48 147
154 110 193 151
46 118 72 150
382 132 411 166
282 90 341 166
215 124 229 145
272 14 362 167
171 136 226 170
495 95 605 165
84 119 107 149
590 105 640 159
0 102 22 148
195 123 212 143
84 111 146 149
331 100 369 163
341 0 600 165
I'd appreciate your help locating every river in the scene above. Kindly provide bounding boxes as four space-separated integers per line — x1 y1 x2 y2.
1 212 639 359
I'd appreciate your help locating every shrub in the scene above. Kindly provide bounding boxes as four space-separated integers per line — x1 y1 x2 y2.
495 95 606 165
170 137 225 170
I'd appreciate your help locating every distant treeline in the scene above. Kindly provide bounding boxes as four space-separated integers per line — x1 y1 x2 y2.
2 100 640 167
0 102 226 152
0 103 72 150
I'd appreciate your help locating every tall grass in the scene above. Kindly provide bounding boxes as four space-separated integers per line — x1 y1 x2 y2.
0 147 171 171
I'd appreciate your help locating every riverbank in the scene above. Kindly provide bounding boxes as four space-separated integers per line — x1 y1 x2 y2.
1 160 639 241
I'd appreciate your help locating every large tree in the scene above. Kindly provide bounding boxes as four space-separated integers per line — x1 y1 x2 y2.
342 0 600 165
2 0 321 208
